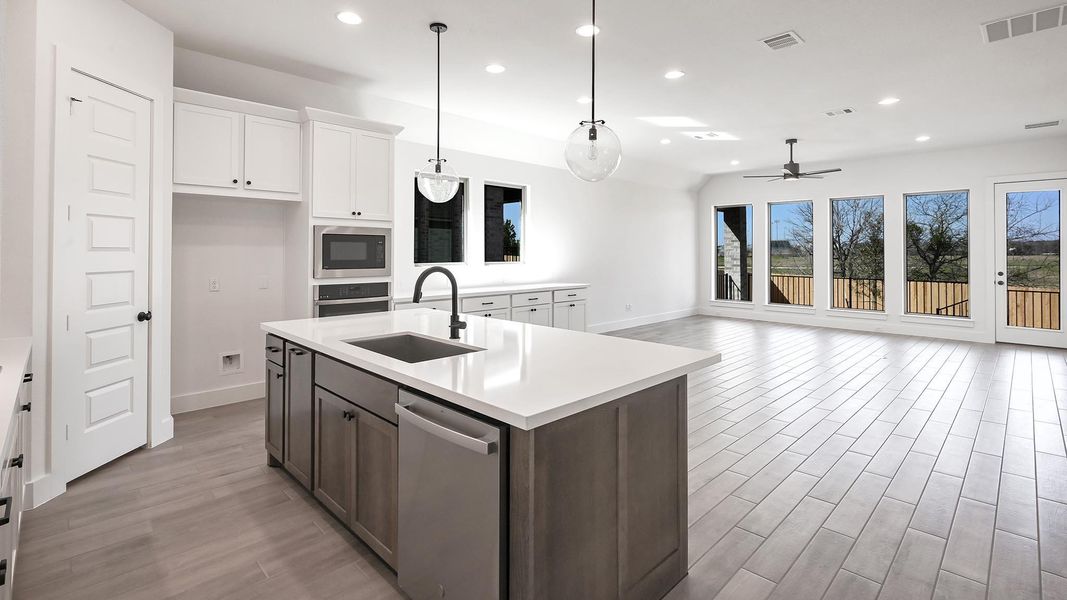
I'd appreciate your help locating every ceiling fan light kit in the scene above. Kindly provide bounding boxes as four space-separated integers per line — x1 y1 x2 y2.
743 138 842 182
564 0 622 182
416 22 461 204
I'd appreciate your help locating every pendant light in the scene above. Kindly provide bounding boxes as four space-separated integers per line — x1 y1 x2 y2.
564 0 622 182
417 22 460 204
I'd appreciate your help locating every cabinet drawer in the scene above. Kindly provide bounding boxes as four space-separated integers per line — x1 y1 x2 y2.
315 355 399 424
511 291 551 308
466 308 510 320
553 288 588 303
265 334 285 366
460 295 510 313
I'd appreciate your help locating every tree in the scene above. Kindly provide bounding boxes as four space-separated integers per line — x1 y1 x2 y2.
1005 191 1059 289
832 198 884 309
503 219 520 259
905 192 969 282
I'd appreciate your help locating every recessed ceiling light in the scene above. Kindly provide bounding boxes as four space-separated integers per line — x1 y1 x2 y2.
664 70 686 80
878 97 900 105
730 160 740 166
576 24 600 37
681 131 740 141
336 11 362 25
660 138 671 145
485 63 506 74
915 135 931 142
637 116 708 128
577 96 592 104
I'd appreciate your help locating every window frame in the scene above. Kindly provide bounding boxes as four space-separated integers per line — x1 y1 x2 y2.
828 194 886 313
413 173 470 267
901 188 972 319
767 199 815 308
712 203 754 304
483 180 528 265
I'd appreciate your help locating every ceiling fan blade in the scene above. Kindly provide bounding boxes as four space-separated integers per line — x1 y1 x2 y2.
799 168 842 176
799 175 824 179
743 175 784 179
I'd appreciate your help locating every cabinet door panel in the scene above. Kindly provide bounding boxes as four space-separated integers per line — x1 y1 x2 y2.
311 122 357 219
353 132 393 221
314 388 355 522
352 407 398 568
513 304 550 326
265 361 284 461
553 301 587 331
243 115 300 194
173 103 240 188
283 343 313 489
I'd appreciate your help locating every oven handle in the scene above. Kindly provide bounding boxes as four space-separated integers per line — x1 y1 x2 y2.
314 297 391 306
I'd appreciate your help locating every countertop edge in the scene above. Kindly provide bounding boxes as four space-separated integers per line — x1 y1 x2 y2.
260 321 719 430
392 282 590 304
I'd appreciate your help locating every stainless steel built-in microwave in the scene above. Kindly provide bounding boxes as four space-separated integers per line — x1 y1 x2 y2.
314 226 391 278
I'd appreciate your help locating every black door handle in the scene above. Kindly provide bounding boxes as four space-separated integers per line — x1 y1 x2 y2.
288 348 306 356
274 372 284 379
266 346 281 353
0 558 7 586
0 496 11 526
137 311 152 322
9 454 23 469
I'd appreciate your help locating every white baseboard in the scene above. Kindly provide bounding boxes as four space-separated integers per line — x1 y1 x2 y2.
26 473 66 509
589 306 699 334
172 381 264 414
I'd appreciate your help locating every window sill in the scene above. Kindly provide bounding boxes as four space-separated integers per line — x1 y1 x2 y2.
708 299 755 310
899 314 976 328
764 304 816 315
826 308 888 321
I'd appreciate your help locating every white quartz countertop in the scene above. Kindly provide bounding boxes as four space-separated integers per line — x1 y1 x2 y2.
393 282 589 303
262 310 718 430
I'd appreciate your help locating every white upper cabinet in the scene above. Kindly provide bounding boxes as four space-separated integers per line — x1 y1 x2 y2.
310 121 394 222
172 90 302 202
243 115 301 195
174 103 241 189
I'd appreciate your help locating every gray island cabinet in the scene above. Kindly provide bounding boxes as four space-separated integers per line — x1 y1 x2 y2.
262 309 718 600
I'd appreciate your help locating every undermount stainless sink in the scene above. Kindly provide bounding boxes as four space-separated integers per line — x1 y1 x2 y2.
346 333 484 364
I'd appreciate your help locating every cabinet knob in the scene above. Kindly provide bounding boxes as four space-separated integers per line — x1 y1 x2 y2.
342 410 355 421
570 303 576 307
357 211 362 216
232 179 238 184
246 180 252 186
9 454 23 469
274 372 284 379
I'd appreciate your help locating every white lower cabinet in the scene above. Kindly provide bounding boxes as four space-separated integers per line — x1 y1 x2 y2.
553 301 587 331
512 304 552 327
467 308 511 320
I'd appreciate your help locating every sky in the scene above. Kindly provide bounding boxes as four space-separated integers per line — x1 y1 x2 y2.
1008 190 1061 242
504 201 522 240
769 201 811 243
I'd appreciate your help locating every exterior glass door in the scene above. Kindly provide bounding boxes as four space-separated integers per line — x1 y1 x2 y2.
994 179 1065 347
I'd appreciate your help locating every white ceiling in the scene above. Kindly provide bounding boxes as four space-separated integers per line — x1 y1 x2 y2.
125 0 1067 175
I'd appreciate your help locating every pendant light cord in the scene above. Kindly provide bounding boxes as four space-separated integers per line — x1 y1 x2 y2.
590 0 596 124
436 26 442 162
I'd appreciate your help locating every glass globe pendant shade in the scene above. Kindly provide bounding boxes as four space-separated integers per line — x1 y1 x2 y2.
416 159 460 203
564 122 621 182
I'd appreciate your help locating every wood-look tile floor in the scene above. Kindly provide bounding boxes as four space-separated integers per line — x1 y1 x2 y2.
15 315 1067 599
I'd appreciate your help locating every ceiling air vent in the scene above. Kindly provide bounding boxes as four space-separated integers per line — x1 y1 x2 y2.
824 108 856 117
984 5 1065 42
761 31 804 50
1025 120 1061 129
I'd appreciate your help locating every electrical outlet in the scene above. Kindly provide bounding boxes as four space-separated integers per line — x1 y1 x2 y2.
625 303 633 311
208 277 220 292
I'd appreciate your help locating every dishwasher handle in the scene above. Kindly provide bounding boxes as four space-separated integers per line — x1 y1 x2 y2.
395 403 497 455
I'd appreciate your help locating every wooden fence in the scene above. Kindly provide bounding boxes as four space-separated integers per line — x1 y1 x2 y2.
1007 288 1061 330
718 271 1061 329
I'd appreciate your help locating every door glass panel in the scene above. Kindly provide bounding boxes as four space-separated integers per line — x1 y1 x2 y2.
1006 190 1061 330
769 201 814 306
715 206 752 301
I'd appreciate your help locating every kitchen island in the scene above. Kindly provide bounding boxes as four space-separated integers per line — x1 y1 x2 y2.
262 309 719 600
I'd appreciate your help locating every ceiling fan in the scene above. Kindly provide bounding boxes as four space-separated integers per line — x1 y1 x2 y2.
743 138 842 181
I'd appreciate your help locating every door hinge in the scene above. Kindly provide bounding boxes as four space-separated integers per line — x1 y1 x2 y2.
22 372 32 383
69 96 82 115
67 205 71 221
65 425 69 441
66 315 70 331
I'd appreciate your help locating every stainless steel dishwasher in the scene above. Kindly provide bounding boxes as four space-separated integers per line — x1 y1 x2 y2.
395 390 506 600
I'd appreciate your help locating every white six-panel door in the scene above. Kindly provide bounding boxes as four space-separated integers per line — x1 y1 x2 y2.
54 71 152 481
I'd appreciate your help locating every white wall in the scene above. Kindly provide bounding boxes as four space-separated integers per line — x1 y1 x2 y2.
698 137 1067 343
170 196 288 411
394 140 699 330
1 0 173 506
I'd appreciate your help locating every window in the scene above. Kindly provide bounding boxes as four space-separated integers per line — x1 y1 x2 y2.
715 205 752 301
484 183 524 263
769 201 814 306
905 190 969 317
831 196 885 311
414 178 465 264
